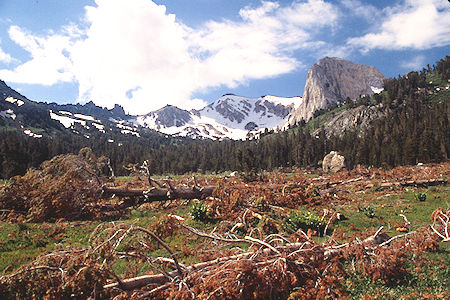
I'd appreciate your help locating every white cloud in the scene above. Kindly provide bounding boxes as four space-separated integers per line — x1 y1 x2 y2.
0 26 74 85
400 55 425 71
69 0 197 114
179 98 208 111
340 0 380 22
0 46 13 63
0 0 339 114
347 0 450 51
187 0 339 90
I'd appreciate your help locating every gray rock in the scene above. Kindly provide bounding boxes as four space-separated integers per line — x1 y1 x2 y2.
244 121 258 131
289 57 385 125
146 105 192 128
323 151 346 173
313 104 388 137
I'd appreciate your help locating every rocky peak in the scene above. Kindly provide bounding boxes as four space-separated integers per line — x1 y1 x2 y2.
288 57 385 124
0 80 28 101
146 105 192 128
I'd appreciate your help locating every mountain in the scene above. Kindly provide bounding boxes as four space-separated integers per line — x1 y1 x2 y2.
134 94 301 140
1 57 387 141
288 57 385 125
0 80 141 140
1 79 301 141
0 56 448 178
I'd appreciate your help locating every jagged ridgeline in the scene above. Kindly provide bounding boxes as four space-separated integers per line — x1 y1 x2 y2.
0 57 449 177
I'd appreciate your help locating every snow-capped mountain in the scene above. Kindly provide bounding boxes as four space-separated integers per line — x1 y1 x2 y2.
134 94 302 140
1 79 301 141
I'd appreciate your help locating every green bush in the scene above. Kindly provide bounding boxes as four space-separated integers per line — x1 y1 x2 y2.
414 192 427 202
189 200 208 222
285 210 324 233
359 206 375 218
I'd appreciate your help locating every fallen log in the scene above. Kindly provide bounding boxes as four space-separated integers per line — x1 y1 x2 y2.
103 242 306 290
365 179 447 189
102 185 216 201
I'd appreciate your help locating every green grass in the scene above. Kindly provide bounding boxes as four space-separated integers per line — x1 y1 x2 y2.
331 186 450 298
0 198 217 273
344 243 450 299
335 186 449 240
0 181 448 298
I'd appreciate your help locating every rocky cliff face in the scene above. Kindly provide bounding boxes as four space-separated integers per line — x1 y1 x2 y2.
312 104 388 138
288 57 385 124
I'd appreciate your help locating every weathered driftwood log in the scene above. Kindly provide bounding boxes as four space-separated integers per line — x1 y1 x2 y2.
102 185 216 201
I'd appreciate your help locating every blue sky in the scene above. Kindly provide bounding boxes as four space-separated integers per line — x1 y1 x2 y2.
0 0 449 115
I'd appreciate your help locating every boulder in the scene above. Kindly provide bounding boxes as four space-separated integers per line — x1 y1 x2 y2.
323 151 346 173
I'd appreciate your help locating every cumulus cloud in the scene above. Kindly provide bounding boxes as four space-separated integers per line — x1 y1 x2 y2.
0 0 340 114
69 0 197 114
0 26 74 85
347 0 450 51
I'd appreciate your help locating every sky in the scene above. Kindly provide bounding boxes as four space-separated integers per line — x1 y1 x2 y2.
0 0 449 115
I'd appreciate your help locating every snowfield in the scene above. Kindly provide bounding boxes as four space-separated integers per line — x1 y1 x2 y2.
135 94 301 140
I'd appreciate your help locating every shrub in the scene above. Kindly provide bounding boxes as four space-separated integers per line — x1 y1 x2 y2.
285 210 325 233
189 200 208 222
414 192 427 202
359 206 375 218
0 149 103 222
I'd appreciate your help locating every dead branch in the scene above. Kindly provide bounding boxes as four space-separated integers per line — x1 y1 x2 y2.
104 225 391 291
364 178 447 189
181 224 249 244
102 185 216 201
378 231 417 247
244 236 281 255
430 208 450 242
131 227 184 279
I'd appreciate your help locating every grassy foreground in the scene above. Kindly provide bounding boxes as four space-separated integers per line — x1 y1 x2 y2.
0 163 449 299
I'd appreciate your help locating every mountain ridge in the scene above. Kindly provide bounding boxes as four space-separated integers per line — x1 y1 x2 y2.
1 57 387 141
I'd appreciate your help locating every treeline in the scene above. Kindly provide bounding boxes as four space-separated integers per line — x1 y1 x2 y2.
0 57 448 178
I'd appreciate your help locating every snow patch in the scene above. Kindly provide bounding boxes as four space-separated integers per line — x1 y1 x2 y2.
50 110 86 128
116 123 135 131
371 86 384 94
262 95 303 108
92 123 105 133
24 129 42 138
74 113 98 122
4 97 24 107
121 129 140 137
0 109 16 120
